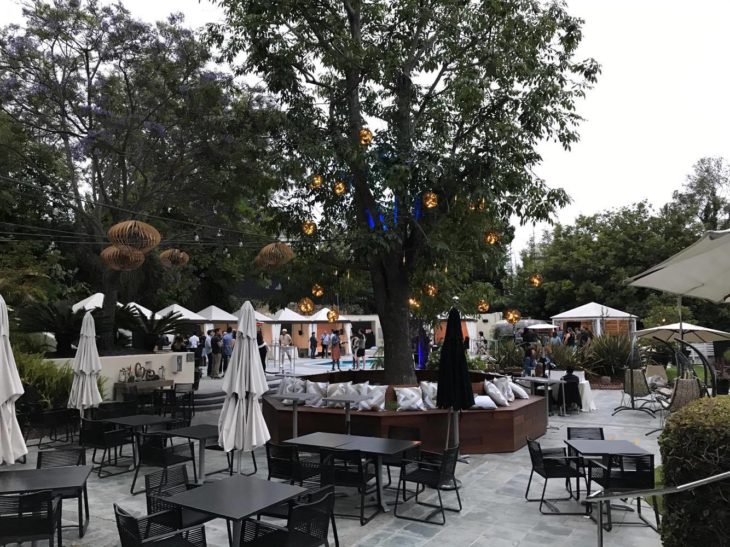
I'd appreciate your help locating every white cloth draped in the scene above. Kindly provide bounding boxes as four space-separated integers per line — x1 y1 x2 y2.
67 311 103 412
0 294 28 465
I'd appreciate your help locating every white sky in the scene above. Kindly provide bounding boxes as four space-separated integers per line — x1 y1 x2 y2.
3 0 730 257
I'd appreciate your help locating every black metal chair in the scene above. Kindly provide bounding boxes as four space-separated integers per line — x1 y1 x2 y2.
524 438 584 515
145 465 211 528
320 448 378 526
558 378 582 412
35 408 79 447
114 504 207 547
79 418 133 478
37 447 89 538
239 488 335 547
382 426 421 495
153 388 177 417
587 454 658 531
131 432 197 495
567 427 605 440
265 441 320 485
174 383 196 417
393 445 462 525
0 490 62 547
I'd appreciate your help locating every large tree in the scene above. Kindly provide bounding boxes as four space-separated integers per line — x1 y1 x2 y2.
211 0 599 383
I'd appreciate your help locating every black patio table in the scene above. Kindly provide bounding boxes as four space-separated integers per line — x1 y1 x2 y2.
101 414 175 466
164 474 305 546
163 424 221 484
321 394 370 434
284 432 421 514
564 439 650 464
0 465 93 535
517 376 566 426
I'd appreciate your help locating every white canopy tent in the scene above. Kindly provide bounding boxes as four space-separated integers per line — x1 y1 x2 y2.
72 292 104 313
198 306 238 334
232 308 272 323
125 302 159 319
156 304 205 322
551 302 637 337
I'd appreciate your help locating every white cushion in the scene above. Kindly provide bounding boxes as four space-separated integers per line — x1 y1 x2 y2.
278 377 305 405
326 381 352 408
304 380 329 407
472 395 497 409
494 377 514 402
358 384 387 411
419 381 438 409
395 386 426 411
510 382 529 399
484 380 509 407
346 381 369 401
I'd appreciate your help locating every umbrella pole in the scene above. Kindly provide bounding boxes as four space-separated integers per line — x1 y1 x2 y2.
237 450 242 475
444 408 452 451
677 296 685 377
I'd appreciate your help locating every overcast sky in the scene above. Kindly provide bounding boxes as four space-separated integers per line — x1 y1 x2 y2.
4 0 729 257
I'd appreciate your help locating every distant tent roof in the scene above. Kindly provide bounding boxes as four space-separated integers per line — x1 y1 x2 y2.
309 307 352 323
197 306 238 323
72 293 104 313
265 308 308 323
156 304 205 322
232 308 271 323
125 302 158 320
551 302 637 320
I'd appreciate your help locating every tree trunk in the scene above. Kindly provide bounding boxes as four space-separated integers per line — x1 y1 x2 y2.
97 269 120 352
371 257 416 385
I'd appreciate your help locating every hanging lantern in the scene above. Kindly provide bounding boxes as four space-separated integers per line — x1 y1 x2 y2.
422 192 438 209
483 230 500 245
422 283 438 298
359 128 373 145
311 283 324 298
100 246 145 271
528 273 544 288
469 198 487 211
298 297 315 315
327 307 340 322
504 309 522 325
107 220 161 254
409 297 421 310
310 174 324 189
254 242 294 268
301 220 317 236
477 299 490 313
333 180 347 196
159 248 190 268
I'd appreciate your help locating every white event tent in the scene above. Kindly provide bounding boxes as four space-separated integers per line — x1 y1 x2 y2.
551 302 637 337
156 304 205 322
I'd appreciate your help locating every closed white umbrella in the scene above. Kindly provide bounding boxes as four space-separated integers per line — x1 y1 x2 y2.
0 294 28 465
218 301 270 471
67 311 103 415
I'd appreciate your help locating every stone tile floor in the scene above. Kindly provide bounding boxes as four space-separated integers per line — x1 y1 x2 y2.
10 389 663 546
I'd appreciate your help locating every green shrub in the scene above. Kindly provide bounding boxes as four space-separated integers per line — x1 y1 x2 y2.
493 340 523 371
584 334 631 377
549 343 588 371
659 397 730 546
17 300 85 356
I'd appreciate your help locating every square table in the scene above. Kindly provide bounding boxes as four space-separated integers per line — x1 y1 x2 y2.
565 439 650 461
0 465 93 535
163 424 221 484
285 432 421 514
268 393 314 438
165 474 305 546
516 376 566 427
101 414 175 465
321 394 370 434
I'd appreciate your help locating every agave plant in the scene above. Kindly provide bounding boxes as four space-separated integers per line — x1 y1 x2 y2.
549 343 588 371
493 340 524 372
17 300 86 356
584 334 632 377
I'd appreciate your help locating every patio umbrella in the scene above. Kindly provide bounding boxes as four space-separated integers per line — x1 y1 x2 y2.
67 311 103 416
526 323 557 330
635 322 730 344
218 301 270 473
0 294 28 465
436 307 474 450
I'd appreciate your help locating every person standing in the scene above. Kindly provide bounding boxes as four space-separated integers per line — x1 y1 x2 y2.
321 331 330 358
188 331 199 349
549 330 562 346
351 332 361 370
203 330 213 377
279 328 293 370
309 332 317 359
211 328 223 378
356 329 366 369
221 327 234 377
330 329 341 371
522 347 536 376
257 329 268 372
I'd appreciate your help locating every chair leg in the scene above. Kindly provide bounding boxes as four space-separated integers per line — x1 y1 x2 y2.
525 469 535 500
78 492 84 537
130 462 143 494
189 444 198 483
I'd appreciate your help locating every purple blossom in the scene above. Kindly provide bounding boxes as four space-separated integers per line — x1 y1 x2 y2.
200 71 217 82
143 120 166 136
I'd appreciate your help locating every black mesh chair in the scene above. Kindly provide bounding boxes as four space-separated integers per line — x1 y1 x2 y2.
524 438 584 515
174 384 196 417
114 504 207 547
37 447 89 537
588 454 658 531
0 490 62 547
35 408 79 447
79 418 133 478
131 432 197 495
393 445 462 525
145 465 211 528
265 441 320 485
382 426 421 494
558 379 582 412
320 448 378 526
239 488 335 547
153 388 177 417
567 427 605 441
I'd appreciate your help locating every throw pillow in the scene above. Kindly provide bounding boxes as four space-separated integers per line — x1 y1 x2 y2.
509 382 530 400
304 380 329 407
358 384 388 411
326 381 353 408
346 381 369 408
395 386 426 411
484 380 509 407
472 395 497 409
419 381 438 409
494 376 515 402
278 377 305 405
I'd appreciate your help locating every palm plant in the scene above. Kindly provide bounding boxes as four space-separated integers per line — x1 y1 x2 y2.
493 340 524 372
17 300 86 356
120 306 187 351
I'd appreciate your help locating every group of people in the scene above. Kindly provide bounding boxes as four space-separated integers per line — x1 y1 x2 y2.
546 326 594 348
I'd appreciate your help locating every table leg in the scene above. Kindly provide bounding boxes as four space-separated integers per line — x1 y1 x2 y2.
292 401 299 438
560 383 566 416
344 402 352 435
198 439 206 485
375 454 388 512
231 519 242 547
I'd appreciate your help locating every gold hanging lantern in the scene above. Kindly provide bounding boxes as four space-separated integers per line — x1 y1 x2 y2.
333 180 347 196
311 283 324 298
254 242 294 268
301 220 317 236
107 220 161 254
310 175 324 189
298 297 315 315
477 299 490 313
159 248 190 268
359 127 373 145
422 192 438 209
528 273 544 287
504 309 522 325
100 246 145 271
409 297 421 310
327 307 340 322
469 198 487 211
483 230 500 245
422 283 438 298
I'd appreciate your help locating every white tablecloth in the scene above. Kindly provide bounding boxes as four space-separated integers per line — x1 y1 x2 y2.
547 370 597 412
